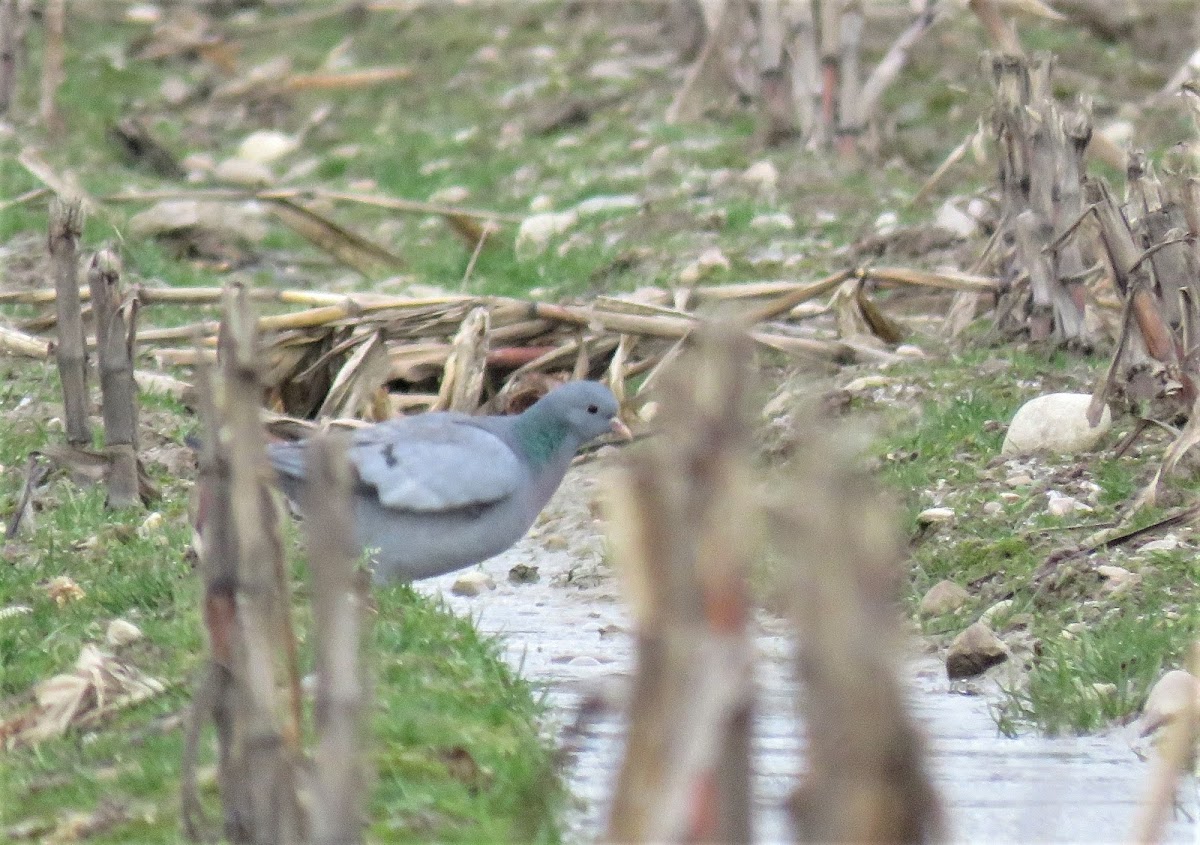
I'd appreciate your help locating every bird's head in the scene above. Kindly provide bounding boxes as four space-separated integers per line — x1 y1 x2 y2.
534 381 631 444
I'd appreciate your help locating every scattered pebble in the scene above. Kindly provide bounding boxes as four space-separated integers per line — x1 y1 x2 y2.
874 210 899 235
429 185 470 204
740 160 778 198
451 571 496 597
214 157 275 186
749 212 795 231
1097 564 1141 595
935 199 978 238
46 575 86 606
643 144 672 175
106 619 144 648
678 247 730 284
919 580 969 616
574 194 641 217
1045 493 1088 517
1139 536 1180 553
979 599 1014 629
843 375 895 393
982 501 1004 515
137 511 164 539
917 507 955 525
508 563 540 584
236 130 298 164
125 4 161 23
515 210 577 259
946 622 1010 680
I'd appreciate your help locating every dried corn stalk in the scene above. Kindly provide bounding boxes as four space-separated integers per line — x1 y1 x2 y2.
988 53 1095 348
768 411 943 843
87 249 141 508
605 327 757 843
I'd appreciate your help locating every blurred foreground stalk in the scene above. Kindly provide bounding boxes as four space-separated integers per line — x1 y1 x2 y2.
605 325 942 843
605 327 757 843
183 284 369 844
769 413 943 842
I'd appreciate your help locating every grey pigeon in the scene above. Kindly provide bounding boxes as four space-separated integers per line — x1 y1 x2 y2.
267 381 630 583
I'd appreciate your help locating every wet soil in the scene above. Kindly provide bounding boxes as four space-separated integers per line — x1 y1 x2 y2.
420 462 1194 844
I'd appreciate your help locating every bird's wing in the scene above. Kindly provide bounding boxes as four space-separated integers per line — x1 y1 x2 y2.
348 414 524 512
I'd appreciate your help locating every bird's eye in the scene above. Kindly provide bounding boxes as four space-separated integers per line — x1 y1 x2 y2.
586 404 599 414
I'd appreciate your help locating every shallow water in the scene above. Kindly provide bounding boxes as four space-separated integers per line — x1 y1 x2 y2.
421 468 1195 844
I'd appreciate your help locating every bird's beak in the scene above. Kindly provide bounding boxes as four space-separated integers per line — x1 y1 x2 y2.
610 417 633 441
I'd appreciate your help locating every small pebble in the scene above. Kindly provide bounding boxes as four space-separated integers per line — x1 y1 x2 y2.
917 507 955 525
106 618 143 647
451 571 496 597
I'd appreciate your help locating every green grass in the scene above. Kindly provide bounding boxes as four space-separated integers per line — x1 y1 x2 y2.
863 347 1200 735
0 362 561 841
0 0 1196 811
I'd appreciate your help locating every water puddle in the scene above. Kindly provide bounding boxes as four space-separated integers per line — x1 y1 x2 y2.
421 468 1195 843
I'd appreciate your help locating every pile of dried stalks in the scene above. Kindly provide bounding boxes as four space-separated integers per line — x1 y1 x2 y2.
0 265 997 424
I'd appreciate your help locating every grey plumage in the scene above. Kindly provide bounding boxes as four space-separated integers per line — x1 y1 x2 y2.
268 381 628 583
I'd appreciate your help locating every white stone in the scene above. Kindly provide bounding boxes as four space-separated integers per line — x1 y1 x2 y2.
983 501 1004 515
843 375 895 393
894 344 926 359
644 144 672 175
181 153 214 182
1001 393 1112 456
214 157 275 186
125 4 161 24
1099 119 1135 147
128 200 269 243
935 199 978 237
1046 493 1086 517
105 619 143 647
137 511 164 539
967 197 993 221
129 200 202 235
515 211 577 259
678 247 730 284
874 211 899 234
1139 536 1180 553
919 580 969 616
741 160 778 197
159 77 191 106
236 130 298 164
429 185 470 204
574 194 641 216
749 212 795 231
451 571 496 597
979 599 1014 628
589 58 632 80
1097 564 1140 594
917 507 955 525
